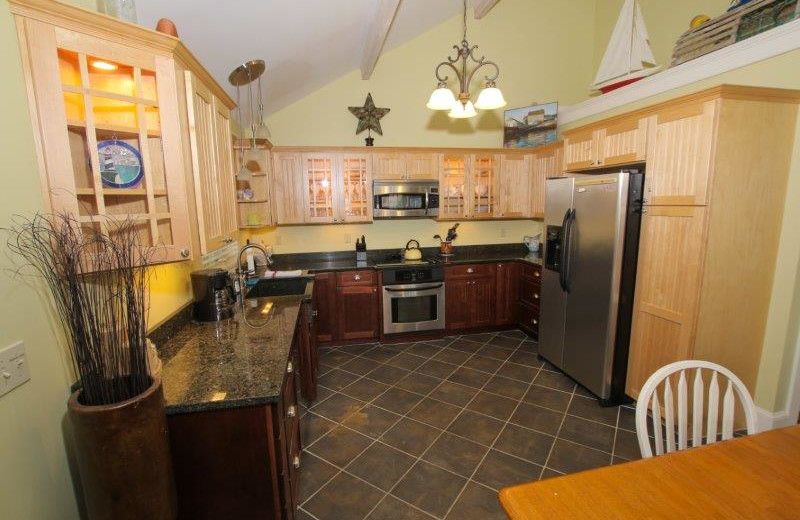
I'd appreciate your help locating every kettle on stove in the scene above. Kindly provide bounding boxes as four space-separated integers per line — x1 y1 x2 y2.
404 239 423 261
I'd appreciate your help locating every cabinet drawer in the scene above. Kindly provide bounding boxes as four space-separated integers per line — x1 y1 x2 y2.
519 277 541 308
518 302 539 336
336 270 376 286
519 263 542 281
445 263 496 279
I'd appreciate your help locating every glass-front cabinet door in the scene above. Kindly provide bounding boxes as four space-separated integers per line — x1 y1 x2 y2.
302 153 336 223
439 154 468 219
470 154 498 219
20 21 191 263
338 154 372 222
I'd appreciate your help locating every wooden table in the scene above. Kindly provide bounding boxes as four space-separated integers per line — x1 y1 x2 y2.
500 425 800 519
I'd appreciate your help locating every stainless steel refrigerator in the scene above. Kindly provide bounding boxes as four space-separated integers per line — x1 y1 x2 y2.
539 170 644 403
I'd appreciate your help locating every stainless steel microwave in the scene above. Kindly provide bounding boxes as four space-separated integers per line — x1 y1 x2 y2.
373 180 439 218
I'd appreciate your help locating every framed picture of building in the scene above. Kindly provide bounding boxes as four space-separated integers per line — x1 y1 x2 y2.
503 102 558 148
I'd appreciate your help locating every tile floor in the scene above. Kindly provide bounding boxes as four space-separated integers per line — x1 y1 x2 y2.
297 330 641 520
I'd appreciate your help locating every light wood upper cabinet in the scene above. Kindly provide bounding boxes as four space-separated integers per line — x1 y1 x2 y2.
497 154 531 219
563 117 647 171
373 152 406 180
271 151 305 224
15 14 191 264
302 153 337 223
338 154 373 223
470 155 499 219
406 153 439 180
439 154 468 219
644 100 719 206
186 72 237 254
530 142 563 217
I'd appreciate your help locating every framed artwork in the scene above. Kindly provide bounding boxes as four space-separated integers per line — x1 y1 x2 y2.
503 102 558 148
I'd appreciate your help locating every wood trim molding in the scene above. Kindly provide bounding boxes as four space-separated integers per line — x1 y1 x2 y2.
270 144 562 155
474 0 501 19
360 0 400 80
9 0 235 108
560 18 800 125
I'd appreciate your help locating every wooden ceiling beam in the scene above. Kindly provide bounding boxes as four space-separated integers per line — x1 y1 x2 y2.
474 0 501 19
361 0 402 80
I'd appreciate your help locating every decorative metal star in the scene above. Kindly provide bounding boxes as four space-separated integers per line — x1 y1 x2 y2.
348 93 390 136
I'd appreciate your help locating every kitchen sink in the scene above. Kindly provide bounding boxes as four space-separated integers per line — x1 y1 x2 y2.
245 278 310 299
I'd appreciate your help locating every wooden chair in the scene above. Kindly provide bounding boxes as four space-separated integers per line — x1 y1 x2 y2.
635 360 759 458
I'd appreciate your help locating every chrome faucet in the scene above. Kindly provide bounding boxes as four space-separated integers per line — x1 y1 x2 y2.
236 243 273 283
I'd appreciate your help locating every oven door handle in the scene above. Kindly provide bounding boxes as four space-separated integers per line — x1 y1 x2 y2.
383 283 444 292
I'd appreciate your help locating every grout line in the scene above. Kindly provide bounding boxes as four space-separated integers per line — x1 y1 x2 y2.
610 402 622 461
441 346 546 519
538 384 577 479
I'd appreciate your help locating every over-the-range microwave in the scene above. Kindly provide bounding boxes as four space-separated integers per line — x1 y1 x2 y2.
373 180 439 218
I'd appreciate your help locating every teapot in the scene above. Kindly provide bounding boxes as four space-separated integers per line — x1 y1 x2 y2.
404 239 422 261
523 234 541 253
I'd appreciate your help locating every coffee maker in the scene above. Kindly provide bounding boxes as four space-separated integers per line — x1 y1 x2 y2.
190 268 236 322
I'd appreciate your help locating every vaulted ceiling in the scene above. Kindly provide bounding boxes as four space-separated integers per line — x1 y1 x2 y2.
135 0 492 115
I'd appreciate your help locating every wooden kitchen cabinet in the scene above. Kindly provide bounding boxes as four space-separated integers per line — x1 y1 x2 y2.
271 151 305 224
445 264 497 330
643 100 718 206
406 152 439 179
302 153 336 223
517 263 542 337
297 299 318 401
373 152 438 180
373 152 406 179
337 285 380 340
186 72 238 254
439 154 499 220
13 4 193 263
497 155 530 219
168 338 301 519
312 272 337 343
301 152 373 224
563 117 647 172
495 262 520 325
623 87 800 399
530 142 564 218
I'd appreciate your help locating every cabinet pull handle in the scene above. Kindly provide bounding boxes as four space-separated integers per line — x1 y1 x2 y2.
287 405 297 418
180 248 191 259
312 310 319 317
287 361 294 374
467 268 475 274
293 455 301 469
354 274 361 281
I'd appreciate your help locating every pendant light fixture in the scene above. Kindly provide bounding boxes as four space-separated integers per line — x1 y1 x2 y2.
427 0 506 118
229 59 267 182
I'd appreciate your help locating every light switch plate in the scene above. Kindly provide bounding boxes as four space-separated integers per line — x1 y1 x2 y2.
0 341 31 398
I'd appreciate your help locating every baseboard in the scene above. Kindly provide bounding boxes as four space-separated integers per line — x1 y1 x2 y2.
755 406 795 431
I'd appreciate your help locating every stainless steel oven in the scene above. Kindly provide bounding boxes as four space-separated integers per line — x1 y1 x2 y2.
382 265 445 334
373 180 439 218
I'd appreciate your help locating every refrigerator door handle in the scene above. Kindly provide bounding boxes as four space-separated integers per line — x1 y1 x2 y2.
559 209 571 291
562 209 576 293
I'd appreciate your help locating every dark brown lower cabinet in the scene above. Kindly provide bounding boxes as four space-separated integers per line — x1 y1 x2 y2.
337 285 380 340
297 300 318 401
168 341 302 519
445 263 497 331
496 262 520 325
312 273 336 343
518 264 541 337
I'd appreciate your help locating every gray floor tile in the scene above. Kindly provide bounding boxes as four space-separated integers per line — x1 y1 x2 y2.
558 415 616 453
473 449 543 491
493 423 555 465
366 495 435 520
614 428 642 461
429 381 479 407
546 438 612 474
372 387 424 415
340 377 390 402
447 367 492 389
311 392 365 423
462 355 505 374
303 471 384 520
339 356 383 376
510 402 565 436
308 425 373 468
342 405 402 439
367 364 412 385
415 359 458 379
466 391 518 421
523 385 572 412
395 372 442 396
299 452 339 502
447 410 505 447
482 375 528 400
444 481 507 520
422 432 489 477
301 411 338 445
393 461 467 518
496 361 538 383
347 442 416 491
381 418 440 456
317 368 360 391
387 352 428 371
407 397 461 429
567 395 619 426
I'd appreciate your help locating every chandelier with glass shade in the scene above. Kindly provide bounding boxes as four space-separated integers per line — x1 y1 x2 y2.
426 0 506 118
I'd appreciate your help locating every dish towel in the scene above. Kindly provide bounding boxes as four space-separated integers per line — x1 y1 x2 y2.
261 270 304 279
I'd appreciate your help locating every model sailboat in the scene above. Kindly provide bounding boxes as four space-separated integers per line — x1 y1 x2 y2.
591 0 660 93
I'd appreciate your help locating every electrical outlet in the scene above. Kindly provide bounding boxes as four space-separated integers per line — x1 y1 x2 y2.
500 228 507 238
0 341 30 398
344 233 352 244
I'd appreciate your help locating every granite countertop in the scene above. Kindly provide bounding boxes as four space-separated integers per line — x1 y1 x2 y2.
157 279 313 415
270 245 542 273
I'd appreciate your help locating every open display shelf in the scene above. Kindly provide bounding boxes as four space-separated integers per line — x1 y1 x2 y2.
234 138 273 228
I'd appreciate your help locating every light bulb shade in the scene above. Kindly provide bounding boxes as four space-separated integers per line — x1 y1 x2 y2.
235 164 252 182
474 86 507 110
427 87 456 110
448 100 477 119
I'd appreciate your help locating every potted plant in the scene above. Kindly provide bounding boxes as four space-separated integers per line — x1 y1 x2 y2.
5 213 176 520
434 223 460 256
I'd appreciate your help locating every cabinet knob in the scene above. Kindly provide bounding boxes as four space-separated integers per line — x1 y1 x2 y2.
467 268 475 274
287 405 297 418
293 455 301 469
372 287 377 293
286 361 294 374
312 310 319 317
533 318 538 325
534 293 540 299
534 271 541 278
180 248 191 258
354 274 361 281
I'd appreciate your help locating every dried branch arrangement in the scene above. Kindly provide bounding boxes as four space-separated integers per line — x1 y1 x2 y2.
4 213 157 406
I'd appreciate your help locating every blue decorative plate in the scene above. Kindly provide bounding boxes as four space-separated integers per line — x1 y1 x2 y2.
97 140 144 189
